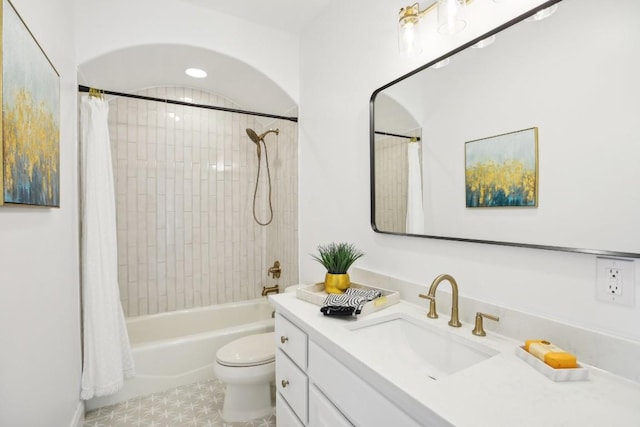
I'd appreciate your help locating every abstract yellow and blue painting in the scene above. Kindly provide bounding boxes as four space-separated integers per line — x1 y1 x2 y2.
465 127 538 208
2 0 60 206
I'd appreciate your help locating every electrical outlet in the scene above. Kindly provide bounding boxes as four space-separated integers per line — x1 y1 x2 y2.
596 257 635 306
607 268 621 295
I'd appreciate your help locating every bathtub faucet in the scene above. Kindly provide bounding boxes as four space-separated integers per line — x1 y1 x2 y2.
262 284 279 296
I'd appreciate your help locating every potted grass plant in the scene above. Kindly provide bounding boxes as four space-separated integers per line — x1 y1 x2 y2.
311 242 365 294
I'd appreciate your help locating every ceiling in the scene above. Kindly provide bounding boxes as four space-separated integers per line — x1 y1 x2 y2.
180 0 331 35
78 44 297 119
78 1 333 120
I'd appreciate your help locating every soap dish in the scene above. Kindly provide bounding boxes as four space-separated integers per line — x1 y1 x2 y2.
515 346 589 382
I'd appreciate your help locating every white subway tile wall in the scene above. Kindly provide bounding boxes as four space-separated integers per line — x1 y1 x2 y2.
374 136 408 233
108 87 298 316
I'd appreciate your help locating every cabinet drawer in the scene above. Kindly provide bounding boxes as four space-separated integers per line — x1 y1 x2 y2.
276 313 308 370
309 384 352 427
309 341 423 427
277 392 304 427
277 349 308 424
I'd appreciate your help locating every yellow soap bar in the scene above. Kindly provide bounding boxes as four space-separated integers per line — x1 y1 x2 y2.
543 352 577 369
526 340 577 369
524 339 548 352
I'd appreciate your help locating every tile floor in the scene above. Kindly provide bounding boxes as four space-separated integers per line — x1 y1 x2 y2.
84 379 276 427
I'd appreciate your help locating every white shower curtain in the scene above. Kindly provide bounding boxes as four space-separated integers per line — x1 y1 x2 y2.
80 96 134 400
406 142 425 234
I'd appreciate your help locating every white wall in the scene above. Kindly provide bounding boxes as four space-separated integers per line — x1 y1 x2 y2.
0 0 82 426
74 0 300 104
298 0 640 343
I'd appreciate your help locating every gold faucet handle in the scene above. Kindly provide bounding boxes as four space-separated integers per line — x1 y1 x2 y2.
269 261 282 279
472 312 500 336
418 294 438 319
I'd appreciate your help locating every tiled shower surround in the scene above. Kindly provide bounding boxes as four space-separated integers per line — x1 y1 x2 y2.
108 87 298 317
374 135 408 233
374 132 423 234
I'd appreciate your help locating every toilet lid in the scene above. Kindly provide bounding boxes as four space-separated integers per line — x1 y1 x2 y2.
216 332 275 367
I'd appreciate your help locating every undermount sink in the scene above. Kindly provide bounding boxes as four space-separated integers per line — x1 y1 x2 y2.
346 313 498 380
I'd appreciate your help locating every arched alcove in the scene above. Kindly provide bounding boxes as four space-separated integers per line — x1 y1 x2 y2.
78 44 297 117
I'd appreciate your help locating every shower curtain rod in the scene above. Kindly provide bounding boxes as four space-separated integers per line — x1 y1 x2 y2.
78 85 298 123
374 130 421 141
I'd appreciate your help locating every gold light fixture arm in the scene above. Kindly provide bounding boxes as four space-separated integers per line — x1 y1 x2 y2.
399 2 434 25
399 0 474 25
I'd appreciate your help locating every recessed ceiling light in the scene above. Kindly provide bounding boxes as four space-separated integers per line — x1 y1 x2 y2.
185 68 207 78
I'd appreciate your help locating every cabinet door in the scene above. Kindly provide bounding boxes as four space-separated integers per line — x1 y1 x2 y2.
277 392 304 427
309 341 423 427
276 349 309 424
309 384 352 427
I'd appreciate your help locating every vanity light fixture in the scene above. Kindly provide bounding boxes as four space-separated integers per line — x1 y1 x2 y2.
399 0 472 56
185 67 208 78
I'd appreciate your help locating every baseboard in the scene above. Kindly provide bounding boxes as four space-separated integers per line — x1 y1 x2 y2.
70 401 84 427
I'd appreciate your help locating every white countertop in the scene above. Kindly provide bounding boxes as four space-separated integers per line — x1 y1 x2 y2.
270 292 640 427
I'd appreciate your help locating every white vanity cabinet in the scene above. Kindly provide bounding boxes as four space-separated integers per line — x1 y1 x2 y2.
276 393 305 427
275 312 422 427
309 384 352 427
275 313 309 425
308 341 421 427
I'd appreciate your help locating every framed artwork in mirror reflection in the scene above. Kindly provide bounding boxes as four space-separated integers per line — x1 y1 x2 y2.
465 127 538 208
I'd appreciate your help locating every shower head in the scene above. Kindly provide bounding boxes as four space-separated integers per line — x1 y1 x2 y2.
246 128 280 159
246 128 261 144
245 128 280 143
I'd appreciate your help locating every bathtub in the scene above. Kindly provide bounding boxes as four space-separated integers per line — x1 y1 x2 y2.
86 298 275 411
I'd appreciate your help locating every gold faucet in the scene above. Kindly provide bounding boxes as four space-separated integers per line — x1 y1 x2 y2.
268 261 282 279
262 284 279 296
472 312 499 336
419 274 461 327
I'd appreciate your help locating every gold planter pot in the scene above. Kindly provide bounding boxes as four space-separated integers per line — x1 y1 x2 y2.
324 273 350 294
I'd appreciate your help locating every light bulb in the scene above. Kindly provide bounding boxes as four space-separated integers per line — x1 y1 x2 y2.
398 15 423 56
438 0 467 35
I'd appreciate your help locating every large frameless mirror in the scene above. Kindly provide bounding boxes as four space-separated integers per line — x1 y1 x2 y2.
370 0 640 257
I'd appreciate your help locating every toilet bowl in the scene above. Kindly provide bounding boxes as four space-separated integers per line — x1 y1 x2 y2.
214 331 275 422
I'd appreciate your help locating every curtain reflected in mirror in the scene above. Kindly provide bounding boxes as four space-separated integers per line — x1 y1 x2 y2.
373 93 423 234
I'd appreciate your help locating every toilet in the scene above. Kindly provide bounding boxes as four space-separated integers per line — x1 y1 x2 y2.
214 331 275 422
